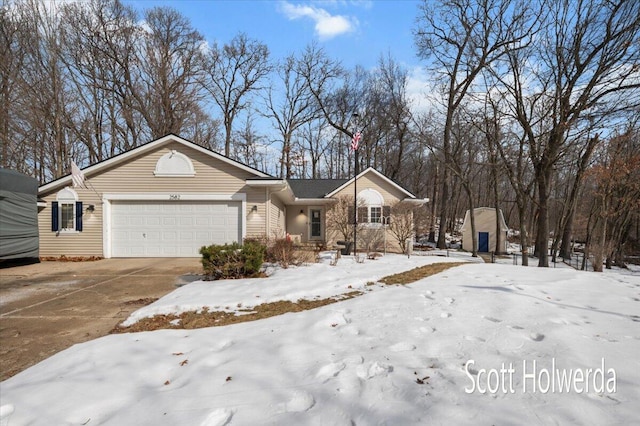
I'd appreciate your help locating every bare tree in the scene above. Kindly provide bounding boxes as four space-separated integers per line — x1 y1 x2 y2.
298 42 363 172
264 53 319 178
137 7 206 139
202 33 271 157
388 202 418 254
414 0 536 249
555 132 601 261
0 3 30 172
59 0 138 162
500 0 640 266
297 118 329 178
232 112 264 170
369 54 415 181
586 126 640 271
326 195 365 244
17 0 80 181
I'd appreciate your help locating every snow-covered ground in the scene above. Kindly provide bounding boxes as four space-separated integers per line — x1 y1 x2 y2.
1 253 639 425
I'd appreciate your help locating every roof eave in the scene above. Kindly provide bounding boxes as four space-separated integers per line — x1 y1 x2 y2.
325 167 416 199
38 134 271 195
289 197 337 205
402 197 429 205
245 179 288 188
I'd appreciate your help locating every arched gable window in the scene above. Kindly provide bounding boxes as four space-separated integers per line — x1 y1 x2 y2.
52 187 82 232
356 189 390 225
154 150 196 177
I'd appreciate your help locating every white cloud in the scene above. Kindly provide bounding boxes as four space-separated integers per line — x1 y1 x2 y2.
406 66 441 116
279 1 356 40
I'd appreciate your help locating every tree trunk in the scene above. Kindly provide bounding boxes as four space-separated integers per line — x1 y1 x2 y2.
559 135 600 260
534 164 551 267
467 190 478 257
592 216 606 272
517 202 529 266
224 121 232 157
436 169 449 249
428 163 439 243
490 153 503 255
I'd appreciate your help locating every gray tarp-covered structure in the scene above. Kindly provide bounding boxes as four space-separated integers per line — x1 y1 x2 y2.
0 168 39 259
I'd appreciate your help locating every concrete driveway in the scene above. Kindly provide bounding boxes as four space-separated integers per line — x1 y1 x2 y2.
0 258 202 381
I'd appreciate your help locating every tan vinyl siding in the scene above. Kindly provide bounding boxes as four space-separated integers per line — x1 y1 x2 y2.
38 190 104 257
332 173 407 203
38 142 267 257
286 206 308 242
269 196 286 239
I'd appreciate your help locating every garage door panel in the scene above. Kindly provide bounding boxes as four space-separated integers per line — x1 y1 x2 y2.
162 217 176 227
195 231 210 240
180 217 194 226
195 217 210 226
111 200 242 257
146 231 161 242
212 216 227 226
146 217 161 226
162 230 178 241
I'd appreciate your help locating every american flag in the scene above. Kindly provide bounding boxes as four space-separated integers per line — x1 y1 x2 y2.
351 131 361 151
71 160 86 188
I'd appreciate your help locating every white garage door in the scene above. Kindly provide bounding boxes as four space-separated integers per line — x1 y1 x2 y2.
111 201 242 257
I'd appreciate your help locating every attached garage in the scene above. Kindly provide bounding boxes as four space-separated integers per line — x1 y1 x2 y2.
110 200 242 257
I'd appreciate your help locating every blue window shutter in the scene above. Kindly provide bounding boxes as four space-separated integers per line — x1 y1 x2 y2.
75 201 83 232
52 202 59 231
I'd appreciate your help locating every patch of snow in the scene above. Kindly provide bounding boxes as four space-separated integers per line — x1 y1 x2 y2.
1 258 639 424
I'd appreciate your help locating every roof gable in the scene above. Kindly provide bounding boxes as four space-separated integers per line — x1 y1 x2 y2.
325 167 416 199
460 207 509 231
39 134 271 193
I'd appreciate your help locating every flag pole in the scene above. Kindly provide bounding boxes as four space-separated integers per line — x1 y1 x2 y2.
352 113 360 257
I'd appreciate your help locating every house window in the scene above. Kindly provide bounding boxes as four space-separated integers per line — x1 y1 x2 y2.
370 206 382 224
60 203 75 230
154 150 196 176
52 187 83 233
356 189 390 226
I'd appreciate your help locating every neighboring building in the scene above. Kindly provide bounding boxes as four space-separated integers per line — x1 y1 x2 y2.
37 134 427 258
0 168 40 260
460 207 508 253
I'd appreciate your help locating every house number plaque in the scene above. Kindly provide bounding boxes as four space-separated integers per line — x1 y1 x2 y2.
169 194 181 200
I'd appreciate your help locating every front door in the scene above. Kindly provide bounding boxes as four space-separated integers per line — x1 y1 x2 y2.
310 209 322 239
478 232 489 252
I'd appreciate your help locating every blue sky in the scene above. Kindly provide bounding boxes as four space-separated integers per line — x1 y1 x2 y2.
123 0 424 70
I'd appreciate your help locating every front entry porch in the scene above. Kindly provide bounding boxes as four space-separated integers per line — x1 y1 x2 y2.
285 205 328 245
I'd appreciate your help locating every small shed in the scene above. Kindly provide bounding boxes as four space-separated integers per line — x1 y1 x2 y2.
460 207 508 253
0 168 39 260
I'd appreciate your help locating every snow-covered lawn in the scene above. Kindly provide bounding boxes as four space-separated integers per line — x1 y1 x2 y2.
1 253 639 425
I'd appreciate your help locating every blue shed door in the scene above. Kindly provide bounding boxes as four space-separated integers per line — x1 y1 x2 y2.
478 232 489 252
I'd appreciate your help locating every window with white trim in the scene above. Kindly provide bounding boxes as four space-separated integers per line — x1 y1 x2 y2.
370 206 382 224
52 187 83 232
355 189 390 226
154 150 196 176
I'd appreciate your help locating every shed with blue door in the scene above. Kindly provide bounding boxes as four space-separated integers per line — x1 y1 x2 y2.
460 207 509 254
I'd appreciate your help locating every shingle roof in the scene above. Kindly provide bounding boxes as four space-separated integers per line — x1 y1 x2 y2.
287 179 348 199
